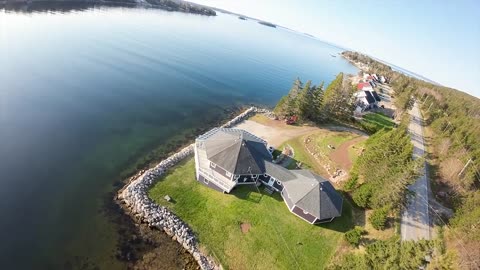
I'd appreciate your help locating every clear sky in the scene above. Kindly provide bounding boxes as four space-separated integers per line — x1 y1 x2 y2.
190 0 480 98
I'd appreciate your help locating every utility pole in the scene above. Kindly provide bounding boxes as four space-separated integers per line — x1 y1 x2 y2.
423 96 430 105
458 158 473 177
441 122 452 136
427 102 434 112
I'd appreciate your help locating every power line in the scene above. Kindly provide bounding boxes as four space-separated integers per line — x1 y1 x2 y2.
413 194 479 269
406 103 479 268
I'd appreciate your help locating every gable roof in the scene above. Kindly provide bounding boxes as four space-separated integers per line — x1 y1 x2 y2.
200 128 272 175
357 82 372 90
280 170 343 220
364 91 376 104
371 91 381 102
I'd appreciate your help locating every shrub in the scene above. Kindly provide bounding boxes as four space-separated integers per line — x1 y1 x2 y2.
335 236 433 270
369 206 389 230
327 253 368 270
359 121 380 134
344 173 358 191
344 226 365 247
352 183 373 208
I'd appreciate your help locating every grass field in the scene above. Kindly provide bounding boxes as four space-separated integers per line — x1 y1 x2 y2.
149 158 353 270
360 112 395 133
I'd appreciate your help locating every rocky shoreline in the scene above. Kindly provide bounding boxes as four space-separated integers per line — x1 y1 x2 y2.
117 107 264 269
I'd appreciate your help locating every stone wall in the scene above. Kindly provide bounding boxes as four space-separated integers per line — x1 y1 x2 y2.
118 106 261 270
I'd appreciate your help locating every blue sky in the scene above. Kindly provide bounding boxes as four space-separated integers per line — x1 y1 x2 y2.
191 0 480 97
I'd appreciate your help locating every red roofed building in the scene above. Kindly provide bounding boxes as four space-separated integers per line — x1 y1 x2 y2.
357 82 373 91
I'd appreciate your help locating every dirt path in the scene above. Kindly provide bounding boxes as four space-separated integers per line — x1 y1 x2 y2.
330 136 366 170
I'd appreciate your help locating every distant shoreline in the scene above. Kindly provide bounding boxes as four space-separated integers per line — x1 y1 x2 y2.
0 0 217 16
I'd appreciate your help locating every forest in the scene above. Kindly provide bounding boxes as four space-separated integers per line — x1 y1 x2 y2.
342 50 480 269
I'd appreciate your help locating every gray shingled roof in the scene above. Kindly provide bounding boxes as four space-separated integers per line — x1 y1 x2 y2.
264 161 296 181
202 128 272 175
281 170 343 220
364 91 376 104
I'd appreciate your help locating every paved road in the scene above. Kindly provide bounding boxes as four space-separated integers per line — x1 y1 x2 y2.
401 101 431 241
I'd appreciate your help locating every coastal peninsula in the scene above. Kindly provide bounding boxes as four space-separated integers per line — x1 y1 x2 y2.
0 0 217 15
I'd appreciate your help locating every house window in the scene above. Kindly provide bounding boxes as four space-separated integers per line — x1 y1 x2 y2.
204 178 209 184
276 180 281 185
211 162 216 168
303 210 309 215
226 171 232 177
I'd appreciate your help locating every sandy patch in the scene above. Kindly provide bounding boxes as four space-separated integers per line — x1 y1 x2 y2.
234 119 318 147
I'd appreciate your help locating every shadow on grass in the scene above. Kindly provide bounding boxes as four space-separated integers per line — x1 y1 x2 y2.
337 191 366 229
231 184 284 203
231 185 264 203
315 192 358 233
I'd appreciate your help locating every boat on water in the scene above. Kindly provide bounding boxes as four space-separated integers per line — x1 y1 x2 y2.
331 54 337 57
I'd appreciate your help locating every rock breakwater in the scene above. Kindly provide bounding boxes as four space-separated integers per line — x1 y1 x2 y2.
118 107 260 269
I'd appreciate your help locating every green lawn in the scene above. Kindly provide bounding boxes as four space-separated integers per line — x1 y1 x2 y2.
149 158 353 270
279 131 362 176
360 112 395 133
280 138 316 171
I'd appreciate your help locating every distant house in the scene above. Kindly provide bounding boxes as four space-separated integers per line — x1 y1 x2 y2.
194 128 343 224
354 90 377 111
371 91 382 102
357 82 373 92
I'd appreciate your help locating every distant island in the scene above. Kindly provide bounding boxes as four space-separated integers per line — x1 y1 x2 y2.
0 0 217 16
258 21 276 28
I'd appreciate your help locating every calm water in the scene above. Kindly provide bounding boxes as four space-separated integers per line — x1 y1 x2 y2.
0 5 357 269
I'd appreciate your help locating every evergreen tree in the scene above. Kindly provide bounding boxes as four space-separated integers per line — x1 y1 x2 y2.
285 78 303 116
311 82 326 122
297 80 313 120
322 73 354 121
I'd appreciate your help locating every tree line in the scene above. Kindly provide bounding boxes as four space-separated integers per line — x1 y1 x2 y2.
345 117 423 227
273 73 355 123
343 50 480 268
